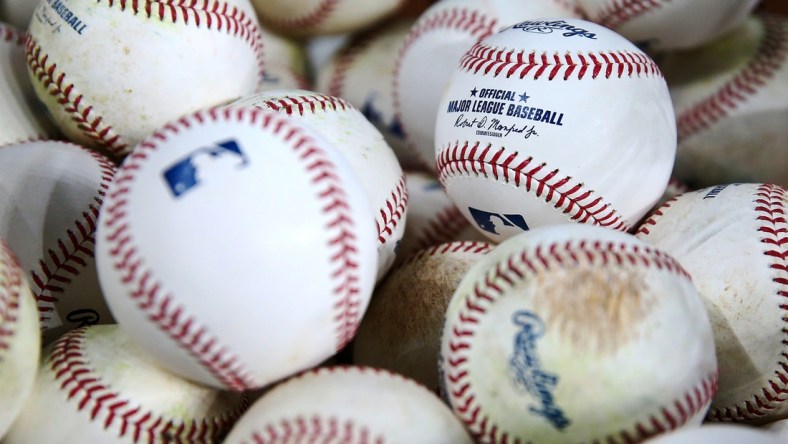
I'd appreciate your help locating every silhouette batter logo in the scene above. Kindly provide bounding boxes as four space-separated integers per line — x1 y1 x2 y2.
162 139 249 198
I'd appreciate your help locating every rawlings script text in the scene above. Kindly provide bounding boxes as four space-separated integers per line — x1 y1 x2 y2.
513 20 596 39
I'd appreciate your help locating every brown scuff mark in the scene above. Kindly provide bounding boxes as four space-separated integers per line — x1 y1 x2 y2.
533 265 653 355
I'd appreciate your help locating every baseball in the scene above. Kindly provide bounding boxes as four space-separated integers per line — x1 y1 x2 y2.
232 89 407 281
3 324 248 443
577 0 760 50
95 106 378 391
645 424 783 444
223 366 474 443
435 18 675 242
0 22 56 146
0 140 116 345
636 183 788 424
353 240 493 392
26 0 264 157
658 14 788 188
251 0 402 37
394 0 583 169
440 223 718 442
763 418 788 440
0 240 40 438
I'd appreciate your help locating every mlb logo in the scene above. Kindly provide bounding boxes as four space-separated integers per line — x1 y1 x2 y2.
162 139 249 198
468 207 530 235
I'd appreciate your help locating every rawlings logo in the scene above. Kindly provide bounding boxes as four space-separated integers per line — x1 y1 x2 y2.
512 20 597 39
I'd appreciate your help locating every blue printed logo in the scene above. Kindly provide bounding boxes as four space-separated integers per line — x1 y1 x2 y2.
162 139 248 198
361 94 405 140
468 207 530 235
509 310 570 431
512 20 597 39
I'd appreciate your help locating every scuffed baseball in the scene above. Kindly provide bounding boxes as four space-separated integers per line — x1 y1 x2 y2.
394 0 583 169
435 18 675 242
577 0 759 50
96 106 378 391
645 424 783 444
26 0 265 157
636 183 788 424
3 324 247 443
223 366 474 443
353 241 493 391
0 240 40 438
0 22 56 146
0 140 116 344
440 223 718 442
232 90 406 281
659 15 788 188
252 0 402 37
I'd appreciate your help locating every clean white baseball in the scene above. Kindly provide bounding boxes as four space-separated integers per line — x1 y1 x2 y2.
645 424 783 444
440 223 718 443
0 240 40 438
316 20 424 170
26 0 264 157
353 240 493 391
0 140 116 344
577 0 760 50
658 15 788 188
0 22 56 146
95 106 378 391
435 18 675 242
223 366 474 443
251 0 402 37
636 183 788 424
3 324 247 443
396 171 487 263
394 0 583 169
232 90 406 281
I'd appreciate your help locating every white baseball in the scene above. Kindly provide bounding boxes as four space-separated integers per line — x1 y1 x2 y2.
658 15 788 188
645 424 783 444
232 90 406 281
763 418 788 440
0 22 56 146
95 106 378 391
440 223 718 443
435 18 675 242
0 240 40 438
577 0 759 50
394 0 583 169
0 0 39 30
317 20 425 170
3 324 247 443
397 171 487 263
223 366 474 443
26 0 264 157
251 0 402 37
0 140 116 345
353 240 493 392
636 183 788 424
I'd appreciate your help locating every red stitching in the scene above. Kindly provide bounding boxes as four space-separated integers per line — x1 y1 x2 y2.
324 27 382 99
48 327 245 442
416 205 474 250
0 241 23 361
25 0 265 156
103 107 363 390
259 0 338 32
676 15 788 141
706 183 788 421
635 196 677 237
437 142 629 231
459 42 662 80
23 145 116 326
0 22 25 45
403 241 492 267
590 0 666 30
377 174 407 244
444 240 715 443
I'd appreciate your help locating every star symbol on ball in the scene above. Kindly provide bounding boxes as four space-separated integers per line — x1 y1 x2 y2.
470 87 478 97
519 92 530 103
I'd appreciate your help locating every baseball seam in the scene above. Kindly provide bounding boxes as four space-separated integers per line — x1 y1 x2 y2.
437 141 629 231
404 240 492 266
392 6 499 170
1 23 25 45
49 328 245 442
259 0 338 32
634 196 677 236
255 93 407 246
416 205 473 250
444 240 717 443
0 241 23 363
31 147 116 327
706 183 788 421
676 15 788 141
459 42 663 80
590 0 667 30
324 27 382 99
25 0 265 156
102 107 364 390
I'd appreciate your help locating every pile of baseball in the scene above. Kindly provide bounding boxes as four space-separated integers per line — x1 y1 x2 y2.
1 0 788 442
